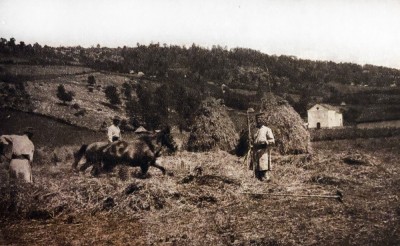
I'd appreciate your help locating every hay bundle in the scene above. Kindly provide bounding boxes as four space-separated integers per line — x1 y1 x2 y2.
187 98 239 152
256 93 310 155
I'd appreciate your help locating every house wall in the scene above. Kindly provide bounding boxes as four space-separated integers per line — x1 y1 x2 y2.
308 108 329 128
308 105 343 128
327 111 343 128
357 120 400 129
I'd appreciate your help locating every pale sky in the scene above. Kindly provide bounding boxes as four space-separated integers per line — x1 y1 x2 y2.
1 0 400 69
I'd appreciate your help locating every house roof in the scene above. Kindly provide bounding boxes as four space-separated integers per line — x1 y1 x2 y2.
308 103 342 113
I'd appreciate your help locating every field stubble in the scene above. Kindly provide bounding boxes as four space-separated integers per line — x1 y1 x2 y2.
0 137 399 245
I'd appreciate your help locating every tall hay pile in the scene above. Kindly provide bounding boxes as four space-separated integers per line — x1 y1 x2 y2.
256 93 310 155
187 98 239 152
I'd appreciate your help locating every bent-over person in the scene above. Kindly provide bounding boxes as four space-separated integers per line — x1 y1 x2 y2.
253 115 275 181
0 128 35 183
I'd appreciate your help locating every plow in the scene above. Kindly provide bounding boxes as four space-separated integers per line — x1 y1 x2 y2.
242 190 343 202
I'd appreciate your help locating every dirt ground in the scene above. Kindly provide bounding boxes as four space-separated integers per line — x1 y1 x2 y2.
1 136 399 245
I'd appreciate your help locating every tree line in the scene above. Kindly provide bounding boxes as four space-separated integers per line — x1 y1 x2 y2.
2 37 400 123
2 37 399 89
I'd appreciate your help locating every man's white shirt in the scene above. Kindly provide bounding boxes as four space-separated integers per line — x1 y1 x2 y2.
107 125 121 142
254 125 275 145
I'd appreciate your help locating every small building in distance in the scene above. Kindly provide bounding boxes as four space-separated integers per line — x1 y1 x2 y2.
307 104 343 129
134 126 149 134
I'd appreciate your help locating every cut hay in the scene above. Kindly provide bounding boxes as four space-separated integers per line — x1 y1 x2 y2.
187 98 239 152
255 93 310 155
342 152 374 166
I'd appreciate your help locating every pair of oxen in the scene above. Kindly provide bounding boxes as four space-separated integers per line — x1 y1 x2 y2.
0 127 176 183
72 127 177 176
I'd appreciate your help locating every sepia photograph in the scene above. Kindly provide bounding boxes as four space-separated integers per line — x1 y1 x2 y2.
0 0 399 245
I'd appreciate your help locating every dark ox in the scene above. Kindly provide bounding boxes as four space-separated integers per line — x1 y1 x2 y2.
72 126 177 176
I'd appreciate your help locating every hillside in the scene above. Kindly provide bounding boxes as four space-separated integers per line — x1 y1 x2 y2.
2 38 400 123
2 39 400 127
0 63 190 131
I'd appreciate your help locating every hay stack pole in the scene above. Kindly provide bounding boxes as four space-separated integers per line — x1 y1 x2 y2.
244 108 255 174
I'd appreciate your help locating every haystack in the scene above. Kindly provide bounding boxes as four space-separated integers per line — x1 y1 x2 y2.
255 93 310 155
187 98 239 152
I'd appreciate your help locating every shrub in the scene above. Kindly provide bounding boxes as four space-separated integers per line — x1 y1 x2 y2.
71 103 80 109
74 109 86 117
104 85 121 105
87 75 96 86
87 75 96 92
310 127 400 141
122 82 132 99
56 84 74 104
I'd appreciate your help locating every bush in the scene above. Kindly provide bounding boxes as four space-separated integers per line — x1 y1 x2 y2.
74 109 86 117
71 103 80 109
310 127 400 141
56 84 74 104
87 75 96 92
104 85 121 105
87 75 96 86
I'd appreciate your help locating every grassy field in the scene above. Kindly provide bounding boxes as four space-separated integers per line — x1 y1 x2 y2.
0 134 399 245
1 65 93 77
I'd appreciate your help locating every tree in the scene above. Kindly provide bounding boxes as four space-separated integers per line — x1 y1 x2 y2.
154 84 169 118
122 82 132 99
8 37 16 52
18 41 26 52
125 98 141 127
88 75 96 85
174 85 201 131
0 38 7 52
56 84 74 104
33 42 42 54
87 75 96 92
136 84 159 129
104 85 121 105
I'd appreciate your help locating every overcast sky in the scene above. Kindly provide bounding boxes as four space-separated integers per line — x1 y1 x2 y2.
1 0 400 69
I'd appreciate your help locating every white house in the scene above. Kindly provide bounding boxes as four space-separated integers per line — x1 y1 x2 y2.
307 104 343 129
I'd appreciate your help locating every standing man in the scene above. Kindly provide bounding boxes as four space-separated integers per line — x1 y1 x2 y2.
253 114 275 181
0 128 35 183
107 116 122 142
